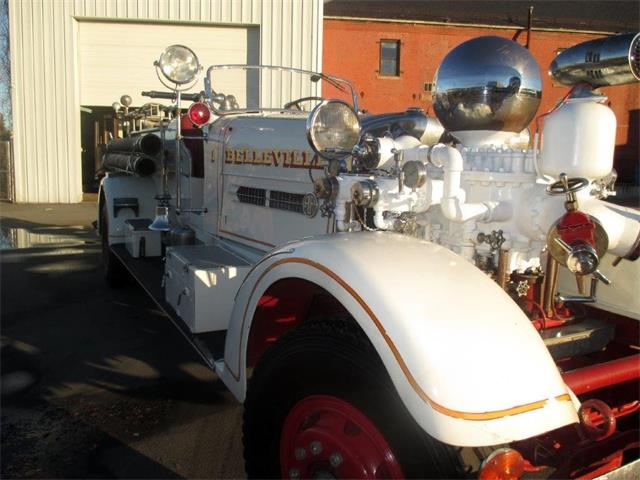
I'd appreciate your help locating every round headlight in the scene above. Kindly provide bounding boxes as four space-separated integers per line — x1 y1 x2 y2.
306 100 361 160
157 45 200 85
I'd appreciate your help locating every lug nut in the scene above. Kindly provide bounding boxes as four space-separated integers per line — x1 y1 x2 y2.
288 467 300 479
294 447 306 461
329 452 343 467
310 440 323 456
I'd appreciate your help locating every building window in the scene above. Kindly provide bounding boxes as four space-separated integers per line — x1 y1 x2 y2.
380 40 400 76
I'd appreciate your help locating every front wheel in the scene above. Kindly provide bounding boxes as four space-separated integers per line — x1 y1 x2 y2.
243 320 468 479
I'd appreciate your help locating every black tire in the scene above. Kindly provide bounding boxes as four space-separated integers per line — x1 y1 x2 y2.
101 202 129 288
243 319 469 479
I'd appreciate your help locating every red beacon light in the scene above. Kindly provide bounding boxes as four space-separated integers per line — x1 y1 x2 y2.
187 102 211 128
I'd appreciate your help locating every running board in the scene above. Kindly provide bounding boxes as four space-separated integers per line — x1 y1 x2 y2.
542 317 615 360
111 244 225 370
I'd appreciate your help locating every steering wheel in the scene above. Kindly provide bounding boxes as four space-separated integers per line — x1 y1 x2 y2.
283 96 325 111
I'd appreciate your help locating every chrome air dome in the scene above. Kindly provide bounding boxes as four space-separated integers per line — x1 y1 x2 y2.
433 36 542 133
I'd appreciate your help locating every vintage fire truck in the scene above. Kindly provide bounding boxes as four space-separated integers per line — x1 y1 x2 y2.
99 33 640 478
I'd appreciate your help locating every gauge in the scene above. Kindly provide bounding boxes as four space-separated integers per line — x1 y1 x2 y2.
302 193 319 218
402 161 427 189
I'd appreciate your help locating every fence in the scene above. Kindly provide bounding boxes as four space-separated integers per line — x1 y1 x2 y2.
0 139 13 201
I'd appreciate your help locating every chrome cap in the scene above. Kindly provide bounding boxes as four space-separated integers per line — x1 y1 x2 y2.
433 36 542 133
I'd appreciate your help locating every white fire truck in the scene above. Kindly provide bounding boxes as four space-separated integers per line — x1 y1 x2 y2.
99 34 640 479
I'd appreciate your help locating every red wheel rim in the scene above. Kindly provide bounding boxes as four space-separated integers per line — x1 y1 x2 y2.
280 394 404 479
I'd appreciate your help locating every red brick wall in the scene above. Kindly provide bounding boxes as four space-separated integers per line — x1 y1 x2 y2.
323 19 639 180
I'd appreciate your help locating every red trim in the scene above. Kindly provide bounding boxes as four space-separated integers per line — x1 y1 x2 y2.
562 354 640 395
246 279 317 367
280 395 404 479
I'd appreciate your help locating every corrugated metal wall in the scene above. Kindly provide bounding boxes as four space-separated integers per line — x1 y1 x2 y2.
8 0 323 203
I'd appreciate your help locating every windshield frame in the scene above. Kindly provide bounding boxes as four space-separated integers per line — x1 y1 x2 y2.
203 64 359 115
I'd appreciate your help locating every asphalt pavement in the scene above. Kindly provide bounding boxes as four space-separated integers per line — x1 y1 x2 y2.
1 202 245 479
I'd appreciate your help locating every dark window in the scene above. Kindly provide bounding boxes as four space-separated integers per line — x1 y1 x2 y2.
269 190 305 214
380 40 400 76
237 186 266 206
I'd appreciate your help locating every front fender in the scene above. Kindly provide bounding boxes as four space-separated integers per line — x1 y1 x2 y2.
219 232 578 447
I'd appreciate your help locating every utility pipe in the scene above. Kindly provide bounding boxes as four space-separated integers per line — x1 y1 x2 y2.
430 144 512 223
563 354 640 395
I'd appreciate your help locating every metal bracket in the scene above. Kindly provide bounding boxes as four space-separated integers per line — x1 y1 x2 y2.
113 197 139 218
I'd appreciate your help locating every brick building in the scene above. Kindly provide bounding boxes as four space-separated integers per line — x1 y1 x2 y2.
323 1 639 185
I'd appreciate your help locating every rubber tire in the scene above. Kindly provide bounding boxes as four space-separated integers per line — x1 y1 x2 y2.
243 319 468 479
101 202 129 288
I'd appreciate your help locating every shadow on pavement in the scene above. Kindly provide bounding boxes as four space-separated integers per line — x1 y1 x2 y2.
1 208 245 478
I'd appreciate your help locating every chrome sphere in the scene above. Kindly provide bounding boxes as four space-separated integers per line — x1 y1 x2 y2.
433 36 542 133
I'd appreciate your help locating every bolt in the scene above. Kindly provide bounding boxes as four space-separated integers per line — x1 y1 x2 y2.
288 468 300 479
294 448 306 461
329 452 343 468
310 440 323 456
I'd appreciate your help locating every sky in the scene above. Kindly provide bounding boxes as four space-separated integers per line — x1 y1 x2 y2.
1 0 11 129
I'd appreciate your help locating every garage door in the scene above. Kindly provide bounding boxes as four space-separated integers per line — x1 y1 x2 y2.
78 21 259 107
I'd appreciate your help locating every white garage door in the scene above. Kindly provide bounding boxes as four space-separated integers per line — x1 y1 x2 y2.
78 21 259 106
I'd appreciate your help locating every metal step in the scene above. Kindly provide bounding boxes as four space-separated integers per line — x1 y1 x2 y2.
111 244 227 369
541 317 615 360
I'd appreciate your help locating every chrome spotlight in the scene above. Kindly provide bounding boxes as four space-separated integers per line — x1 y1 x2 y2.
155 45 201 85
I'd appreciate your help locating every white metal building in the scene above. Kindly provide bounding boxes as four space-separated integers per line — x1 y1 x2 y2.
8 0 324 203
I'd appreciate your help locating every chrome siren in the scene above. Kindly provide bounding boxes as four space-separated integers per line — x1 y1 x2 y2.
550 33 640 87
432 36 542 133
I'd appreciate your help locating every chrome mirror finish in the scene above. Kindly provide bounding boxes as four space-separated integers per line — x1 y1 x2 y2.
432 36 542 133
550 33 640 87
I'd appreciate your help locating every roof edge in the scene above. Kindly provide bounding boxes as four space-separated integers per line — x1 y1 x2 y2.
324 15 618 36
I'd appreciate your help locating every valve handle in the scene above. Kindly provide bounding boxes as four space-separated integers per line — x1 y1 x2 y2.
546 175 589 196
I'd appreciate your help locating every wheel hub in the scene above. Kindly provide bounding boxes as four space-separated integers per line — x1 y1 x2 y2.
280 395 404 479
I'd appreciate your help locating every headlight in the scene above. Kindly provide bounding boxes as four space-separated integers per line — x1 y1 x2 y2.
306 100 361 160
156 45 201 85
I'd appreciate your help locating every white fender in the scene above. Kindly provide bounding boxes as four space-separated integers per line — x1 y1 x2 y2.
99 174 158 244
218 232 579 447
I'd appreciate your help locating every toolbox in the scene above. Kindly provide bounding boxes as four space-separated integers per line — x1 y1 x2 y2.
164 244 251 333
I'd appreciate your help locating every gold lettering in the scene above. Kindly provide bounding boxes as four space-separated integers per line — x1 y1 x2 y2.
288 150 300 167
224 149 235 163
282 150 292 168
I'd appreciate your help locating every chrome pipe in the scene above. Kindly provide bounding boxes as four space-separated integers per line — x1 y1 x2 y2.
550 33 640 87
175 90 183 213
